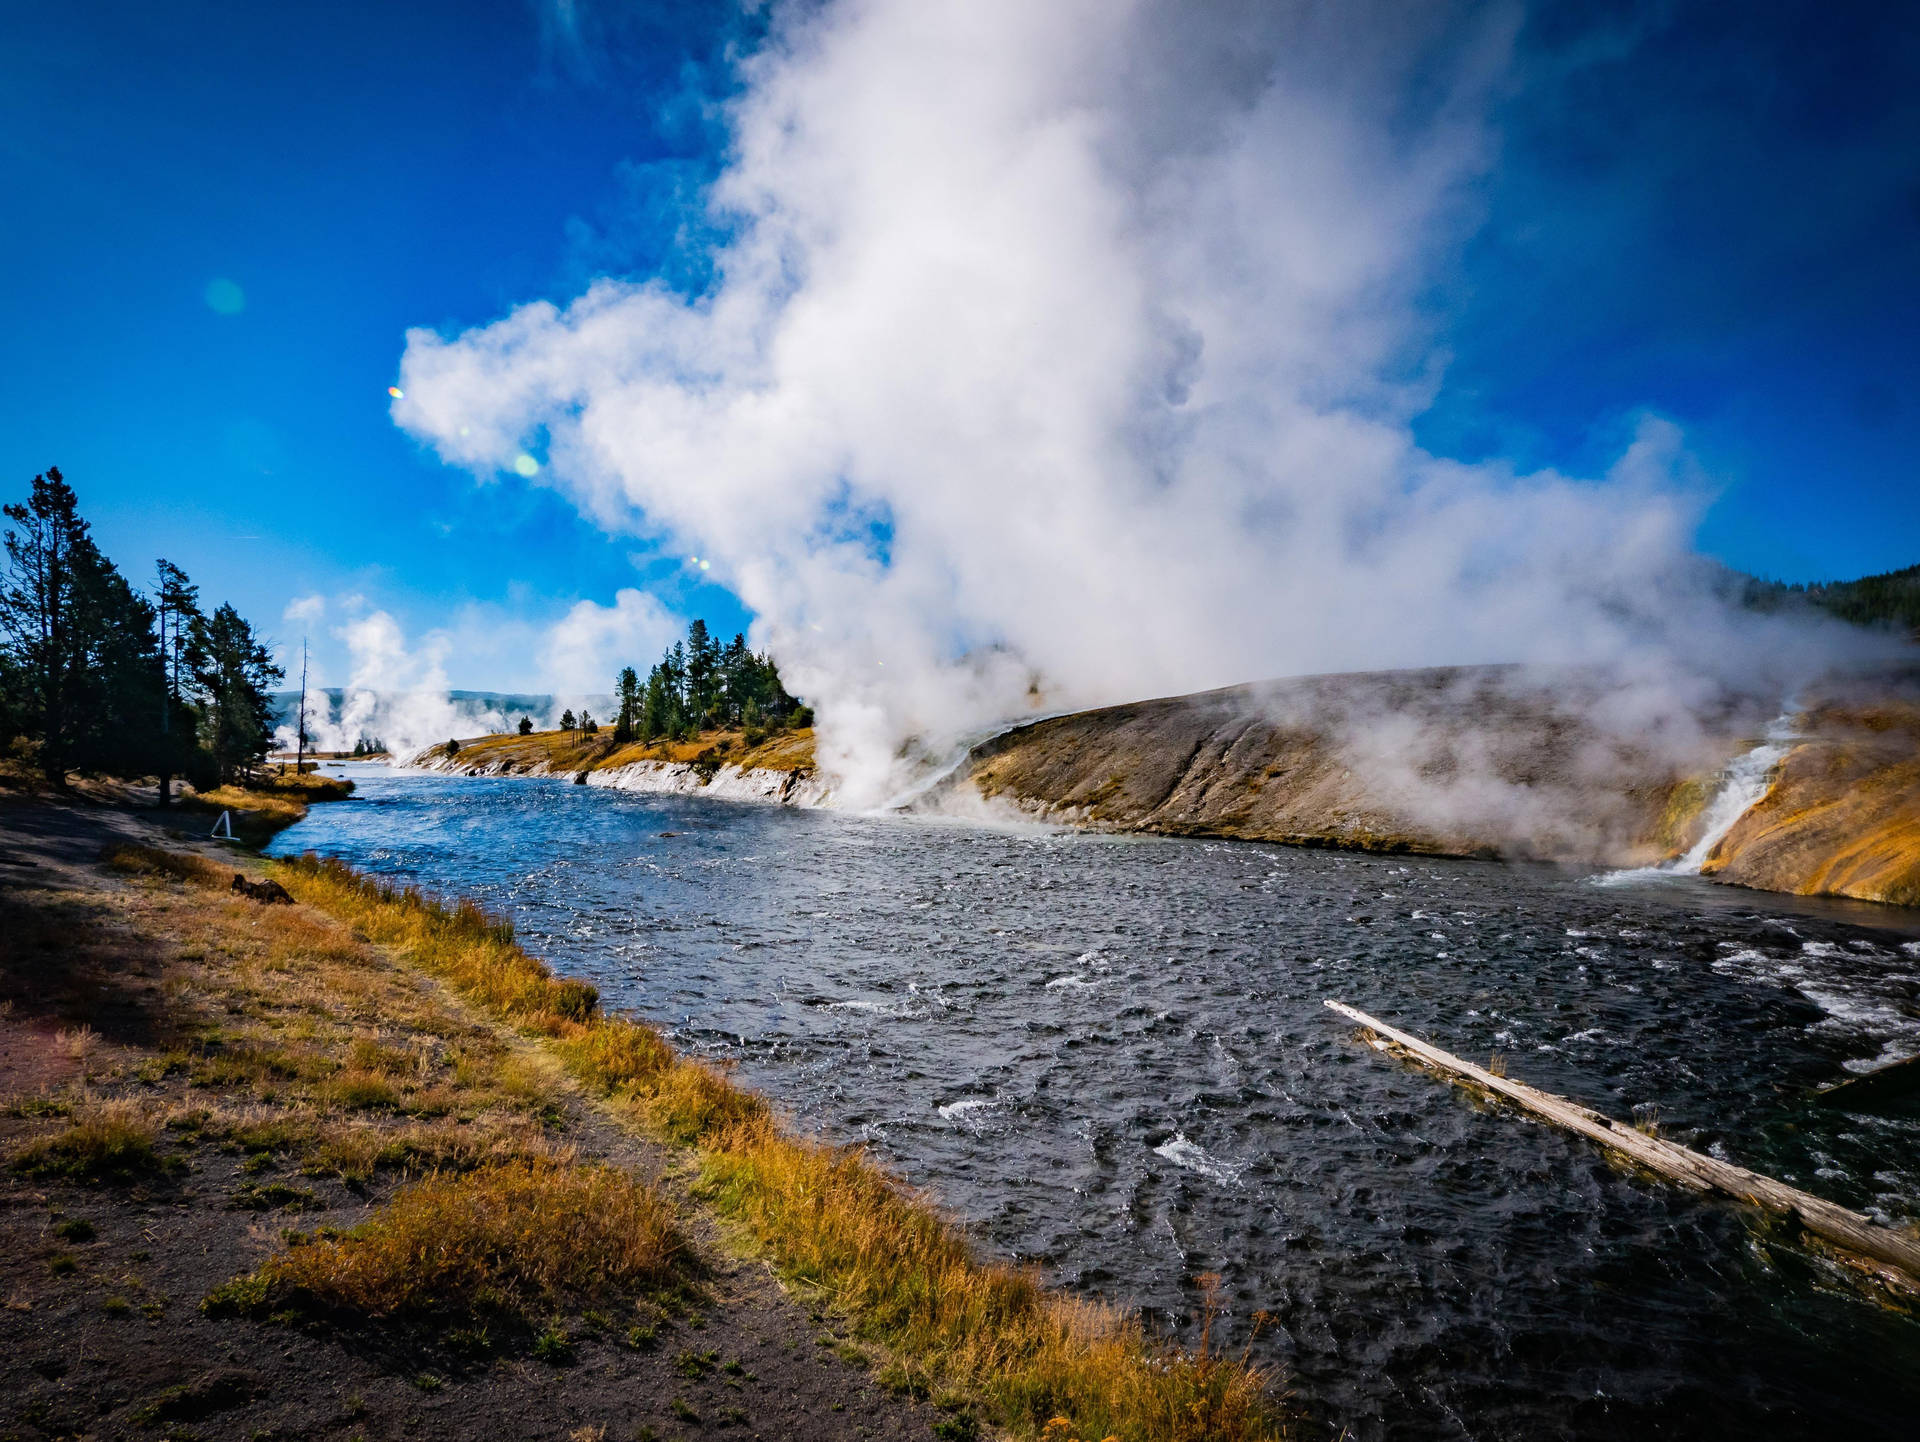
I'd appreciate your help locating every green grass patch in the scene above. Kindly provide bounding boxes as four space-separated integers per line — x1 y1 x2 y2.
13 1109 176 1185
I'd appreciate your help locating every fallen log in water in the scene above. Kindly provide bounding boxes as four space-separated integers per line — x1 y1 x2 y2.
1814 1052 1920 1113
1323 998 1920 1288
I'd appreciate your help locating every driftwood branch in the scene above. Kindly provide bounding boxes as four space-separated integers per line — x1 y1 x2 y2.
1323 998 1920 1287
1815 1052 1920 1113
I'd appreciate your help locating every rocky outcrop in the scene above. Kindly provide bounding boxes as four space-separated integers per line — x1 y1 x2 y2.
583 758 833 807
942 665 1770 866
401 727 828 808
399 668 1920 907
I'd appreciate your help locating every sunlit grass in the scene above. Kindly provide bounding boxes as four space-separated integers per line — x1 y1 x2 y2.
210 1159 683 1323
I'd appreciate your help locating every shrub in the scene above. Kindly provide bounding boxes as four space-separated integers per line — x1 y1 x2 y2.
532 1323 574 1365
214 1160 683 1324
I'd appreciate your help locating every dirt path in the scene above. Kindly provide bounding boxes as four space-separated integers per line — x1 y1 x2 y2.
0 795 946 1442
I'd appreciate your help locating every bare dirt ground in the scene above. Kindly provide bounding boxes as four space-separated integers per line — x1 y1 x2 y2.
0 794 945 1442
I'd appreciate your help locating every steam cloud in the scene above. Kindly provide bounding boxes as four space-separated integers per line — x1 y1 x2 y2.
392 0 1885 804
275 590 668 756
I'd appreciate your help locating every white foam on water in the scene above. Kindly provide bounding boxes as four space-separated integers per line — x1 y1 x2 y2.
936 1097 997 1123
1045 973 1101 990
1712 941 1920 1072
823 998 916 1018
1153 1133 1241 1185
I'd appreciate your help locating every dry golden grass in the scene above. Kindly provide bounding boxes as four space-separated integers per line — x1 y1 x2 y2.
218 1159 683 1322
298 1116 556 1185
258 769 356 800
93 845 570 1137
189 785 311 824
105 843 230 886
37 839 698 1354
428 724 816 777
274 852 1292 1441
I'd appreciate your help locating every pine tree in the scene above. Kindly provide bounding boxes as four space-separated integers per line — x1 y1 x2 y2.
613 665 639 744
719 631 750 723
1 469 96 785
560 708 576 730
194 604 283 783
154 559 207 804
686 620 722 726
518 715 533 735
68 555 167 779
641 664 670 741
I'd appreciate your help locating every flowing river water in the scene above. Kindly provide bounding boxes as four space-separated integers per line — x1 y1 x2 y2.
270 763 1920 1441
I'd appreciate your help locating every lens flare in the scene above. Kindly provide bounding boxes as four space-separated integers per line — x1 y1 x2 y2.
388 386 404 399
513 453 540 477
204 278 245 315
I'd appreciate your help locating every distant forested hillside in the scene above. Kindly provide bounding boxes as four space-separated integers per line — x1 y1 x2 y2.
1740 562 1920 639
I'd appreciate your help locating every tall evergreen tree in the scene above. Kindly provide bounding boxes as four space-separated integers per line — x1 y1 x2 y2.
613 665 640 744
1 469 96 784
195 604 283 783
617 619 803 745
154 559 207 804
685 620 719 725
67 555 167 778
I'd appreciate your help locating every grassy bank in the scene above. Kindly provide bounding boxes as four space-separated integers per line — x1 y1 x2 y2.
415 724 816 781
172 771 353 843
272 853 1293 1442
4 821 948 1439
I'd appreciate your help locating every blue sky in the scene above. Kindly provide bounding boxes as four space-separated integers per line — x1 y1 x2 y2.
2 1 1916 690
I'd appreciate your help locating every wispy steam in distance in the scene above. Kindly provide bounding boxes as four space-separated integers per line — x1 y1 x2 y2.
395 0 1888 803
275 591 664 755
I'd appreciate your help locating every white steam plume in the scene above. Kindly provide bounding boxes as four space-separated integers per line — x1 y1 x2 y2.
394 0 1887 805
275 591 671 755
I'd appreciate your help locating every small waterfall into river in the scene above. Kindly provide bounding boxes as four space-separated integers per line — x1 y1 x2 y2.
1667 712 1798 875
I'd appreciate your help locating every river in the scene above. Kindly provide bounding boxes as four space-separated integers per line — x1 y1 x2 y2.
270 763 1920 1441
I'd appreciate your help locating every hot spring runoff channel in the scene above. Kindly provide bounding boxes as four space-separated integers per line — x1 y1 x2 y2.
272 764 1920 1441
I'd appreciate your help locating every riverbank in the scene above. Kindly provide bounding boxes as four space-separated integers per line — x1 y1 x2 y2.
0 793 1293 1442
250 762 1920 1438
393 666 1920 910
947 666 1920 909
405 726 829 807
